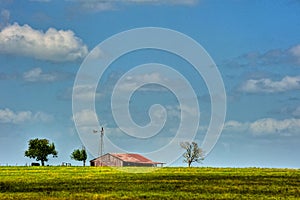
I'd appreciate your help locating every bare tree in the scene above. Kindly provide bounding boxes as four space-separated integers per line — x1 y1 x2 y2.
180 142 204 167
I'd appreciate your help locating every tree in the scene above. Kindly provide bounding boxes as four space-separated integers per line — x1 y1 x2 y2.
180 141 205 167
25 138 58 166
71 148 87 166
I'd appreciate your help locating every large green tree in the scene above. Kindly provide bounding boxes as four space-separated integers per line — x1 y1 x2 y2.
180 141 205 167
71 148 87 166
25 138 58 166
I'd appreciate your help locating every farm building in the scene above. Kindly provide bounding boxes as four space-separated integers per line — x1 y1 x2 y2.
90 153 164 167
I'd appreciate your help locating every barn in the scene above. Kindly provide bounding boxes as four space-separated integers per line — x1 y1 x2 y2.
90 153 164 167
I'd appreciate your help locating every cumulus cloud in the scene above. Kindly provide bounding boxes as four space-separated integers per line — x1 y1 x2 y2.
0 23 88 62
74 1 115 12
116 72 169 93
72 109 101 135
0 108 53 124
227 44 300 67
23 68 58 82
224 120 249 132
224 118 300 136
289 44 300 64
120 0 199 6
249 118 300 135
240 76 300 93
72 85 103 101
29 0 51 2
1 67 71 82
71 0 199 12
72 109 99 127
88 46 105 59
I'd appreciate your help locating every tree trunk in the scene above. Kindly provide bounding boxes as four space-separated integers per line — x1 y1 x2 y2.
188 161 191 167
41 160 45 166
83 160 86 167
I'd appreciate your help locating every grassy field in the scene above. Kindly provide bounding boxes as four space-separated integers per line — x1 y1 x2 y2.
0 167 299 199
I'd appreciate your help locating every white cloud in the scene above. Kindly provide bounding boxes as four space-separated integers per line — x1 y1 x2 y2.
32 111 53 122
0 23 88 62
76 1 115 12
0 108 52 124
240 76 300 93
88 46 105 59
72 85 102 101
72 109 101 137
289 44 300 64
180 104 199 118
73 0 199 12
228 43 300 67
224 118 300 136
23 68 58 82
29 0 51 2
121 0 199 5
224 120 249 132
116 72 168 92
249 118 300 135
72 109 99 127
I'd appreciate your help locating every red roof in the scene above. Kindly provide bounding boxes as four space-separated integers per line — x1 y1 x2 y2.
111 153 163 164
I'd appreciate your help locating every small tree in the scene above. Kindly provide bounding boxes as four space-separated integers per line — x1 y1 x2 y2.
25 138 58 166
71 148 87 166
180 141 204 167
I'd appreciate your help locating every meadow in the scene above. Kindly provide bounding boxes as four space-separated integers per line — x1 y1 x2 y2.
0 166 299 199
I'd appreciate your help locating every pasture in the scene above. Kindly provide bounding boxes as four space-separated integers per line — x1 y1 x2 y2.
0 167 299 199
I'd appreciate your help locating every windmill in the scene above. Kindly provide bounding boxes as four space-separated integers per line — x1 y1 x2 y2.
93 127 104 157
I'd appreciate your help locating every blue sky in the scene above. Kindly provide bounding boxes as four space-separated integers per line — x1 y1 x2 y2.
0 0 300 168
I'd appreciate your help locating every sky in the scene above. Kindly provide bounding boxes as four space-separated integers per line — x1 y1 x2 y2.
0 0 300 168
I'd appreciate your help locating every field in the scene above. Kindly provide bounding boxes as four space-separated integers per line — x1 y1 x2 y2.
0 167 299 199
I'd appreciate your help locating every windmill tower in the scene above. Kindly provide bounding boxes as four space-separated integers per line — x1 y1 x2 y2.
100 127 104 157
93 127 104 157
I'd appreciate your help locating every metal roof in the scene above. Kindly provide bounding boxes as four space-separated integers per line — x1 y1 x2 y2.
111 153 163 164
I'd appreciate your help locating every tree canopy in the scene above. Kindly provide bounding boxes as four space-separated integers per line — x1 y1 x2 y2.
25 138 58 166
180 141 205 167
71 148 87 166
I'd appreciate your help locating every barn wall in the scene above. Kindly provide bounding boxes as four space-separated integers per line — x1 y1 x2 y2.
102 154 123 167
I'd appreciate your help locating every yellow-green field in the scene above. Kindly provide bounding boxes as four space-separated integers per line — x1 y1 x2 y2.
0 167 299 199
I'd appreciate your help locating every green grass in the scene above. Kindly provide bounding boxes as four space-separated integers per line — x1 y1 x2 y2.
0 167 299 199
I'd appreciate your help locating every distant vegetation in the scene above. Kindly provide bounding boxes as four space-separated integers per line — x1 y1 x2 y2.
0 167 299 199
